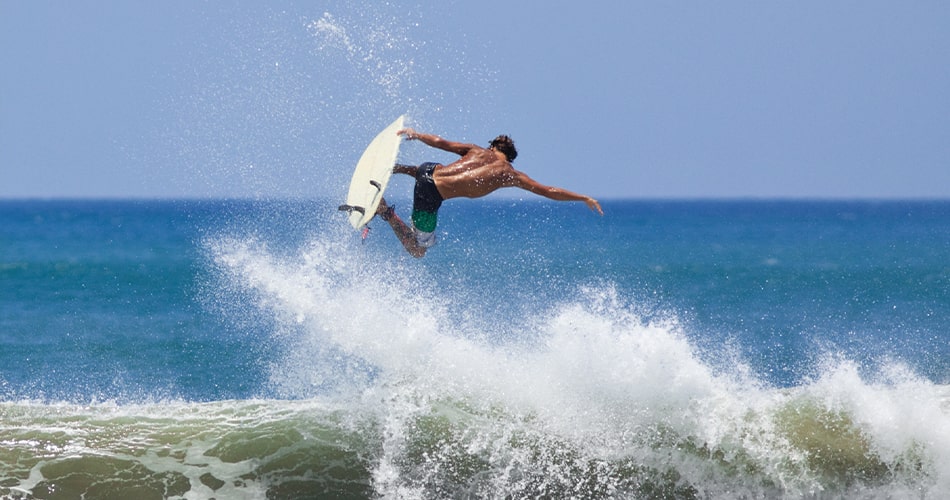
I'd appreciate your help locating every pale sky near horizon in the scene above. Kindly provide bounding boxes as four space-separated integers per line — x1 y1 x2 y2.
2 1 949 199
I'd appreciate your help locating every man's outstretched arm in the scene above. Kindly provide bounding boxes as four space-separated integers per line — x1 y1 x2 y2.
397 128 475 156
513 172 604 215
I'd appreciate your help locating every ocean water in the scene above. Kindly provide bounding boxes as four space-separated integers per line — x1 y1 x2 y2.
1 198 949 499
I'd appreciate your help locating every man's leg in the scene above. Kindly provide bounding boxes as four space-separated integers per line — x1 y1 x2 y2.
376 198 427 258
394 164 418 176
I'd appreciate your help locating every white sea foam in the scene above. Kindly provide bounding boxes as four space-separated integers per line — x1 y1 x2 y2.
207 234 950 498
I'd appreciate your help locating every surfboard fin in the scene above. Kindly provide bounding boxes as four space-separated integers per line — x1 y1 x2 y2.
338 204 365 215
369 180 382 191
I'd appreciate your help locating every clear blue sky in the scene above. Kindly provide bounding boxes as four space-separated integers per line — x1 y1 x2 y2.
2 1 949 199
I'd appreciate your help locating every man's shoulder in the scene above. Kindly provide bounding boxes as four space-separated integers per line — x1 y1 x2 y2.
459 143 489 155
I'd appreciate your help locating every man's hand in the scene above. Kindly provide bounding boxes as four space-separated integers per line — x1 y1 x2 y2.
397 128 418 140
586 197 604 216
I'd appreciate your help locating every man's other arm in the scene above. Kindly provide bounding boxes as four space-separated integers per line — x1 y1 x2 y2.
512 172 604 215
398 128 474 156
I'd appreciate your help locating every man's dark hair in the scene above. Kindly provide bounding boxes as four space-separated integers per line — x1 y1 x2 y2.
489 135 518 162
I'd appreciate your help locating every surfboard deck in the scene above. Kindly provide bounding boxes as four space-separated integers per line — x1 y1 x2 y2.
338 115 405 229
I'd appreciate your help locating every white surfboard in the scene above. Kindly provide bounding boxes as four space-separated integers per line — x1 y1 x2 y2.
338 115 405 229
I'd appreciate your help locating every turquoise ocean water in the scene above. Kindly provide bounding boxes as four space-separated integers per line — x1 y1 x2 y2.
1 198 949 498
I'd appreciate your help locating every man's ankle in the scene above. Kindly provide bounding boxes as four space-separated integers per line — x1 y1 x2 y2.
378 203 395 221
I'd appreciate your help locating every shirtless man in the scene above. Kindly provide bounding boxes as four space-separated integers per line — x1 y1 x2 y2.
375 128 604 258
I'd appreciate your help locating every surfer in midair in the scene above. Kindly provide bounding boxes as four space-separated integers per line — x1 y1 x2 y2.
375 128 603 258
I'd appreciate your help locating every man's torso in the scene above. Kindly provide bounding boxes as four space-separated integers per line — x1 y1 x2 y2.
431 148 517 199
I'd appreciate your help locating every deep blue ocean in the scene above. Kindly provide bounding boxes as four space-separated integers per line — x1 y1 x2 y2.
2 198 949 499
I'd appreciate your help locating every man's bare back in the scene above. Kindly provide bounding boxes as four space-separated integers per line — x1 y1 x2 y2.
430 145 516 199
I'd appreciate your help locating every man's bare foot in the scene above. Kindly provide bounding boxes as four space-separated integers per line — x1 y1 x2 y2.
376 198 395 221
